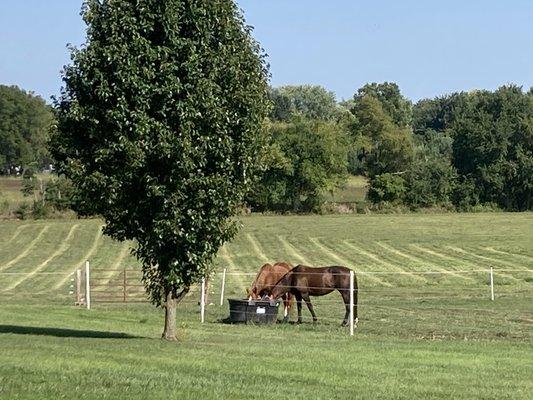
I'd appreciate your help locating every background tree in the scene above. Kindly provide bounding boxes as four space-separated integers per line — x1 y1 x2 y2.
404 133 457 208
248 119 348 212
50 0 270 340
354 82 413 127
269 85 340 122
348 95 413 177
450 86 532 210
0 85 54 173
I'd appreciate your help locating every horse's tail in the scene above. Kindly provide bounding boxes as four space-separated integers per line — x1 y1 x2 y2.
353 271 358 321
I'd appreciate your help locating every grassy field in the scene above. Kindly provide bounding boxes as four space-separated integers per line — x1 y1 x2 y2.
326 174 369 203
0 213 532 399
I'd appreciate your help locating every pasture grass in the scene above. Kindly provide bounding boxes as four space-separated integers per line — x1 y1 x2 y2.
0 174 55 217
0 303 531 400
326 174 368 203
0 213 532 399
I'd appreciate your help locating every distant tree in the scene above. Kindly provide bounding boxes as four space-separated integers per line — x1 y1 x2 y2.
51 0 270 340
269 85 340 122
349 95 413 176
248 119 348 212
451 85 533 210
0 85 54 172
367 173 406 204
354 82 412 127
412 93 467 137
404 133 457 208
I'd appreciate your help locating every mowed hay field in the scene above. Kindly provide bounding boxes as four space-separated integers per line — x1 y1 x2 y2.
0 213 532 399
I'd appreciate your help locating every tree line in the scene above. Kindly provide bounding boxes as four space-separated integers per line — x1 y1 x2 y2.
248 83 533 212
1 82 532 213
0 85 54 174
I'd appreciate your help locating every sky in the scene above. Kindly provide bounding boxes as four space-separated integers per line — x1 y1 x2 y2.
0 0 532 103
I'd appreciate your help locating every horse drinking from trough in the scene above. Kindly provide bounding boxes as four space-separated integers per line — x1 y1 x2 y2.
247 262 294 321
269 265 358 326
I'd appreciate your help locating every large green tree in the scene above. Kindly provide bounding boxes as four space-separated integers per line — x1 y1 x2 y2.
51 0 270 340
0 85 54 172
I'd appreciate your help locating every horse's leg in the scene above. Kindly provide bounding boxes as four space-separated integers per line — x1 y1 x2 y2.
295 292 303 324
282 294 290 322
301 293 317 322
340 288 350 326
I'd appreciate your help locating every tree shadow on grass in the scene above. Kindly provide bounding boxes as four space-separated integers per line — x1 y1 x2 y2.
0 325 140 339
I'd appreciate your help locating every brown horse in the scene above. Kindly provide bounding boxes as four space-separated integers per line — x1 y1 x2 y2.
269 265 358 326
247 262 294 321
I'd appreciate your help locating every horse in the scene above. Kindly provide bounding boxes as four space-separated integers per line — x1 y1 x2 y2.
269 265 358 326
247 262 294 321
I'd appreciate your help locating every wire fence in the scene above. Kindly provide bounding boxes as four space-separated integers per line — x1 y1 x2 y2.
1 263 532 338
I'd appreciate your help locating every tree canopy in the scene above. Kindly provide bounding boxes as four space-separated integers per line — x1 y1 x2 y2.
348 94 414 176
354 82 413 128
50 0 270 340
248 119 348 212
269 85 339 122
0 85 54 173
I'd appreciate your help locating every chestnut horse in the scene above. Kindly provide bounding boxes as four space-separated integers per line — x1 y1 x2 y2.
269 265 358 326
247 262 294 321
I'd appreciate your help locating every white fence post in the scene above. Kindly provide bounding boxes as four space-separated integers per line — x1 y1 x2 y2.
200 278 206 323
349 270 354 336
75 268 82 305
490 266 494 301
220 268 226 306
85 260 91 310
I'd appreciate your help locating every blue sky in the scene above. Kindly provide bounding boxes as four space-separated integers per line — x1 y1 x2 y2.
1 0 532 102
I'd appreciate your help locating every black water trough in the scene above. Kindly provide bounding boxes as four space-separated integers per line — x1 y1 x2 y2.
227 298 280 324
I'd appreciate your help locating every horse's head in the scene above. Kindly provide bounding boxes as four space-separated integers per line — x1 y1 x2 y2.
269 271 292 300
246 287 261 300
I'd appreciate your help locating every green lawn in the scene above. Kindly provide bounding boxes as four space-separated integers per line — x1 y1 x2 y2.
0 213 532 399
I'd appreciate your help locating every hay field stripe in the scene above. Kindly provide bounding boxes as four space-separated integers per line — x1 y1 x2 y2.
342 241 428 284
403 244 476 282
338 242 426 282
0 226 50 272
435 246 522 282
276 235 311 266
96 244 133 287
53 225 103 289
310 238 393 286
444 246 525 281
482 247 533 263
245 233 270 263
219 244 246 291
4 224 80 291
6 224 29 245
377 242 468 273
445 246 526 269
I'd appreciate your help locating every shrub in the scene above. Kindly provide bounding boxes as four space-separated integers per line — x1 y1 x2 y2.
367 173 406 204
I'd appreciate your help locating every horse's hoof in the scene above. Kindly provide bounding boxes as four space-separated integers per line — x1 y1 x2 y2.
297 319 303 324
312 318 318 323
282 316 289 323
341 320 348 327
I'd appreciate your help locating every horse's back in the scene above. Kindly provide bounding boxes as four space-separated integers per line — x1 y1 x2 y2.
252 262 293 296
291 265 351 290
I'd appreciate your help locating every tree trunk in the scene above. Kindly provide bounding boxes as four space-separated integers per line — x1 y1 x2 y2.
161 287 189 341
